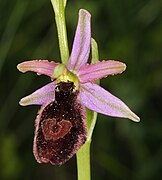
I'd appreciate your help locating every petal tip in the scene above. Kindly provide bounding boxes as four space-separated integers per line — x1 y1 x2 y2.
79 9 91 18
17 63 24 72
129 113 140 122
123 63 127 72
17 62 30 73
19 98 27 106
117 61 127 73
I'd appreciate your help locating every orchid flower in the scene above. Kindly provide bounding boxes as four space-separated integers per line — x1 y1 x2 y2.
17 9 140 165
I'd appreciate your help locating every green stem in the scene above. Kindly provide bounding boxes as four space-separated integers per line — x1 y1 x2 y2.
76 141 91 180
50 0 69 64
76 109 97 180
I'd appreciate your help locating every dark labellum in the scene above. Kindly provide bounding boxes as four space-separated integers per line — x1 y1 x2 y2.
33 81 87 165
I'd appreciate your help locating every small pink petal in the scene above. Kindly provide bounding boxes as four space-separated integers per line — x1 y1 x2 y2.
67 9 91 71
79 60 126 83
79 83 140 122
17 60 59 77
19 81 55 106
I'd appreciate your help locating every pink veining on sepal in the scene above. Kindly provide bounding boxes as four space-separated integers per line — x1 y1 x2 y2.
67 9 91 71
17 60 59 77
19 81 55 106
79 82 140 122
78 60 126 83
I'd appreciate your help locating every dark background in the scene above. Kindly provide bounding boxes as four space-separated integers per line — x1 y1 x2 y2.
0 0 162 179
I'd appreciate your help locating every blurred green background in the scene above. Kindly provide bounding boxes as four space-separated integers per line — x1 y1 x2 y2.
0 0 162 179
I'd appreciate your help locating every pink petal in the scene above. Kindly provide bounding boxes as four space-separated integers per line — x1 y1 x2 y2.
19 81 55 106
17 60 59 77
79 83 140 122
78 60 126 83
67 9 91 71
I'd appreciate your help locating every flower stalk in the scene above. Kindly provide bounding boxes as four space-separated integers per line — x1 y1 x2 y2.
76 110 97 180
76 140 91 180
51 0 69 64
